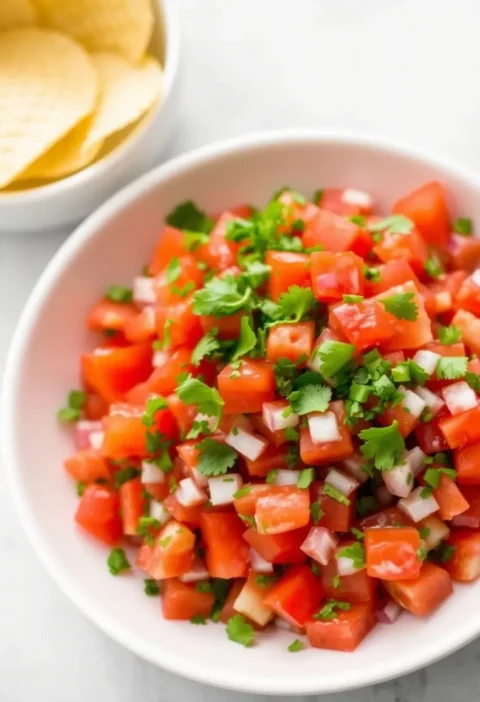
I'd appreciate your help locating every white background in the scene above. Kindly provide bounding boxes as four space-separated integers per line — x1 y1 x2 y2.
2 0 480 700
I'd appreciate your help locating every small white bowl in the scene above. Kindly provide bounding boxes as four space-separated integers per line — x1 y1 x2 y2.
0 0 180 234
3 131 480 695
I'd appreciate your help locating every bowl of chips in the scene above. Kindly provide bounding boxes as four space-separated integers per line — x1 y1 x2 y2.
0 0 179 233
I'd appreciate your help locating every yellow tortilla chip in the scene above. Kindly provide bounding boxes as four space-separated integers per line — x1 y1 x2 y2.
0 28 98 188
33 0 154 63
0 0 36 30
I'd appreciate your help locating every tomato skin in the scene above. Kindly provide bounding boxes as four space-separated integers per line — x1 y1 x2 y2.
393 181 451 247
266 321 314 364
299 401 354 465
162 578 215 620
321 558 377 603
136 519 196 579
447 234 480 272
266 251 311 301
455 440 480 485
263 565 325 627
364 527 421 581
452 309 480 356
156 296 203 348
243 526 309 564
149 226 190 275
384 562 453 616
82 343 153 403
153 254 204 306
302 209 364 253
64 449 110 483
199 310 243 340
119 478 146 536
439 405 480 449
200 512 250 579
87 299 138 333
255 487 310 535
306 603 376 652
414 411 450 454
442 529 480 581
218 359 275 414
75 484 122 545
330 299 394 351
310 251 364 302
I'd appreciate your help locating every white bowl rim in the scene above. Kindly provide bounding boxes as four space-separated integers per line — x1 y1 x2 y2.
4 129 480 695
0 0 180 203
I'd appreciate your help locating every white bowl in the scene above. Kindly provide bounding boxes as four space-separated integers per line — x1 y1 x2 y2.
3 131 480 695
0 0 180 235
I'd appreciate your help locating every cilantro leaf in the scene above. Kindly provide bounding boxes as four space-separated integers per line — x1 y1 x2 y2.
288 384 331 415
363 265 382 283
277 286 315 322
142 396 168 428
196 439 238 476
177 375 224 421
191 330 221 366
296 468 315 489
226 614 255 647
273 357 301 398
381 292 418 321
453 217 472 236
144 579 160 596
165 257 181 284
465 371 480 393
424 255 444 279
310 501 323 524
337 542 365 569
57 389 87 422
315 340 356 378
193 276 252 317
323 483 350 506
368 215 414 235
240 261 271 289
288 639 305 652
358 421 405 471
313 599 351 621
436 356 468 380
232 316 256 361
166 200 214 233
105 285 133 303
183 230 210 251
107 548 130 575
438 325 462 346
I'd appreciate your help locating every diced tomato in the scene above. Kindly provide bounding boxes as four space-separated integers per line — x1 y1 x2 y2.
200 512 250 578
359 506 412 529
384 561 453 616
74 484 122 545
319 188 373 217
447 235 480 272
442 529 480 581
364 527 421 580
373 228 429 276
82 342 153 403
303 209 365 253
64 448 110 483
306 602 376 652
155 296 203 348
415 410 450 454
124 306 157 344
102 403 177 460
153 255 204 306
196 212 240 272
378 401 418 438
163 493 205 528
87 299 138 334
439 405 480 449
162 578 215 620
278 191 319 230
310 251 364 302
393 181 451 247
321 557 377 603
454 274 480 316
263 565 325 626
243 526 309 564
218 358 275 414
330 299 394 351
266 321 314 364
233 484 273 516
451 486 480 528
119 478 146 536
309 481 356 532
266 251 311 301
84 393 109 420
299 401 354 465
149 226 190 275
452 309 480 356
364 260 422 297
136 519 196 579
167 393 197 435
377 282 433 351
455 440 480 485
431 474 469 521
249 412 290 447
126 347 195 402
255 486 310 535
199 310 243 340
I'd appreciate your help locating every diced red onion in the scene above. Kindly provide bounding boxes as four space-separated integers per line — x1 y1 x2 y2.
272 469 299 486
376 598 402 624
342 188 373 209
398 385 426 418
413 386 444 415
341 456 369 485
75 420 103 450
179 558 210 583
234 580 274 626
208 473 243 506
412 350 441 376
398 486 439 522
249 548 274 574
301 526 338 566
225 426 268 461
375 485 395 507
133 276 156 304
149 500 171 525
442 381 478 416
383 460 414 498
141 460 166 484
418 515 450 550
262 401 299 432
325 468 359 496
152 349 170 368
308 411 340 444
407 446 427 476
176 477 207 507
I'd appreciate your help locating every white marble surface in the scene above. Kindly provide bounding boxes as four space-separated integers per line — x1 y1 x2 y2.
3 0 480 699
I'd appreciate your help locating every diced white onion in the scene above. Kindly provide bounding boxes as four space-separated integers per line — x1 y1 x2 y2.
325 468 358 496
133 276 156 304
193 412 218 433
398 486 439 522
208 473 243 506
413 386 445 416
341 456 369 485
179 558 210 583
375 485 395 507
141 460 166 484
301 526 338 566
412 350 441 376
249 548 274 574
407 446 427 477
75 420 103 450
150 500 171 525
234 581 274 627
472 268 480 287
418 515 450 551
175 477 207 507
262 402 299 432
399 385 426 418
153 349 169 368
442 381 478 416
383 460 414 498
225 426 268 461
89 430 104 451
336 550 365 576
376 599 402 624
272 469 299 486
342 188 373 209
308 411 340 444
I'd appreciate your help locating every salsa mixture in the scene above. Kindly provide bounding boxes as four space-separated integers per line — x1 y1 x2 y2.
58 181 480 652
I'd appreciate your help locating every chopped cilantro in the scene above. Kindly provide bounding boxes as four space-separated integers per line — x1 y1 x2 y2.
284 427 299 441
323 483 350 506
428 542 456 563
332 574 342 589
144 579 160 596
438 325 462 346
424 255 444 279
363 265 382 283
276 286 316 322
288 639 305 652
266 469 279 484
105 285 133 303
350 527 364 540
310 501 323 525
380 292 418 321
142 396 168 428
436 356 468 380
313 189 324 205
453 217 472 236
273 357 300 398
107 548 130 575
166 200 214 233
418 527 431 540
232 485 253 499
359 421 405 471
297 467 315 489
343 294 364 304
165 257 181 284
315 340 356 378
368 214 414 235
313 599 351 621
196 438 238 476
232 316 256 361
424 466 456 489
193 275 252 317
195 581 213 593
288 384 331 415
114 466 140 488
177 375 223 424
190 615 207 625
76 481 86 497
57 389 86 422
226 614 255 647
255 574 280 587
465 371 480 393
337 542 365 569
183 230 210 251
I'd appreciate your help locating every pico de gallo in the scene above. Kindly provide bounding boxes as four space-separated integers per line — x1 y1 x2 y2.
58 181 480 653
